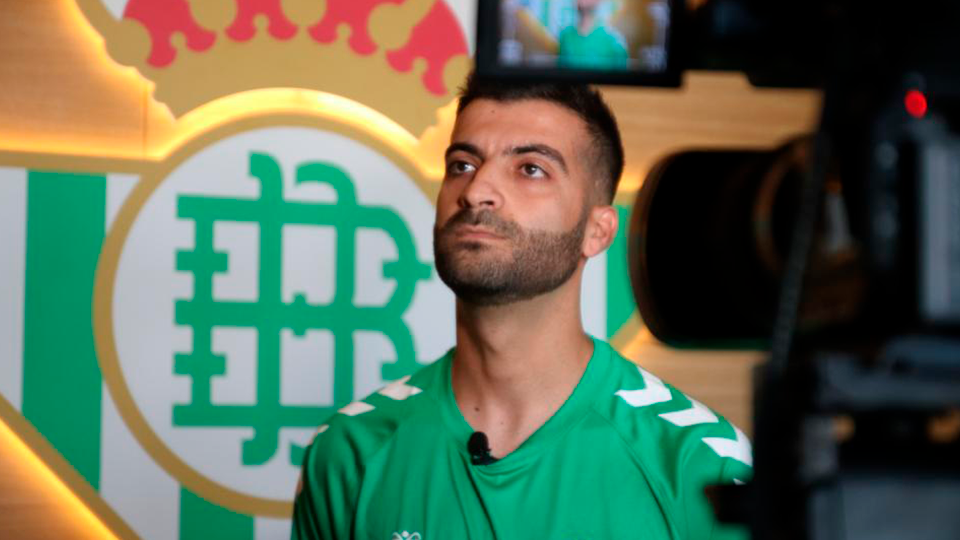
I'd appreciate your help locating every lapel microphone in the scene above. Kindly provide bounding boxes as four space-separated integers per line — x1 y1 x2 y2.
468 431 498 465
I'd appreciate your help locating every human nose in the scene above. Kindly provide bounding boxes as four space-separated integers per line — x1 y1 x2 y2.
458 164 503 211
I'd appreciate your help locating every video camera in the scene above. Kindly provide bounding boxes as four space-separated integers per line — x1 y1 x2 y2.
477 1 960 538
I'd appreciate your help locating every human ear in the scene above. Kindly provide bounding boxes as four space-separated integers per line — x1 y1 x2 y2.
582 205 618 258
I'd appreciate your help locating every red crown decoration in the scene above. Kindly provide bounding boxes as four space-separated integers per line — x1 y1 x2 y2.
77 0 471 135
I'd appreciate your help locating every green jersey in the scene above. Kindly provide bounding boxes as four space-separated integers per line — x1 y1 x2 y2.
557 25 629 70
292 339 752 539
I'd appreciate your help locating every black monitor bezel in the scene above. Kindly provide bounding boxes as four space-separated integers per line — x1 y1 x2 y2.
475 0 685 88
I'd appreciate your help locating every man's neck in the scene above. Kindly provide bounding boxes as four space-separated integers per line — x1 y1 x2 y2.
450 280 594 458
577 10 597 35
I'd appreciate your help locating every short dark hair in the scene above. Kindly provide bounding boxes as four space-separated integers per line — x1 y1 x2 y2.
457 72 624 203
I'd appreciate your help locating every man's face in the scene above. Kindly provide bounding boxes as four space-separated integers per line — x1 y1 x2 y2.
577 0 602 11
433 98 596 306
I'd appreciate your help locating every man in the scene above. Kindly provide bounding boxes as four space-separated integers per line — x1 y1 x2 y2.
558 0 629 70
291 75 752 539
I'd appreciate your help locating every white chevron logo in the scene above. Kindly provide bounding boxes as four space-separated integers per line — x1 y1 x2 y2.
377 375 423 401
615 366 673 407
616 366 753 468
703 426 753 467
336 376 422 418
338 401 375 417
659 397 718 427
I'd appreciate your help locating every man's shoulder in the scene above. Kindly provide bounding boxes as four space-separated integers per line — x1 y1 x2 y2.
589 343 752 540
304 354 449 464
292 357 450 538
594 344 753 480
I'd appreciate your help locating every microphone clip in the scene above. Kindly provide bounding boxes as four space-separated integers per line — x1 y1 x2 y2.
468 431 498 465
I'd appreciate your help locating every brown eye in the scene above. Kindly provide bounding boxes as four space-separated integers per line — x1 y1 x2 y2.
446 160 476 176
521 163 547 178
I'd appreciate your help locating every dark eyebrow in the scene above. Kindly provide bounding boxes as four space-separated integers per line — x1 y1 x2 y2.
509 144 568 174
445 142 483 161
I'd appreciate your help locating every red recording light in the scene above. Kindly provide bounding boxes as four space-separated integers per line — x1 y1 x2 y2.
905 89 928 118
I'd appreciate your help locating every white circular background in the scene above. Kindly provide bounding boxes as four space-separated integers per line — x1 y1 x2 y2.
112 126 455 501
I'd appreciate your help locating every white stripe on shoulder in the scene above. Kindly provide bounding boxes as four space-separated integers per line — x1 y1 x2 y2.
703 426 753 467
339 401 375 416
377 375 423 401
658 397 718 427
615 365 753 467
615 366 672 407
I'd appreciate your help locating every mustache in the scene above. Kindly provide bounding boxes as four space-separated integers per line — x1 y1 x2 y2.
437 209 522 238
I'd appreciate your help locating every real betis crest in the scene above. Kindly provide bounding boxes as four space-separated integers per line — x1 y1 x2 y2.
94 117 455 518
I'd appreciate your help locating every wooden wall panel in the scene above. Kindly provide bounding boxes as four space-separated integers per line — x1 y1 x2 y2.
0 0 149 157
603 74 821 196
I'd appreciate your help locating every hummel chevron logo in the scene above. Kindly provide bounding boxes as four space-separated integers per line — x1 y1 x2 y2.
338 376 424 418
615 367 672 407
617 366 753 467
377 375 423 400
703 426 753 467
338 401 375 417
659 397 718 427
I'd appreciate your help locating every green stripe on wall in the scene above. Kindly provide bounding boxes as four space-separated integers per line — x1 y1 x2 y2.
180 488 254 540
22 170 106 488
607 204 638 338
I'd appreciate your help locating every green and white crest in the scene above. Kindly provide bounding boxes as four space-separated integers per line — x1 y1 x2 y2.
96 118 456 516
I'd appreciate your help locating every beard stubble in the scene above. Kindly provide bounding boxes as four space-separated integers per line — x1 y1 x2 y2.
433 208 588 306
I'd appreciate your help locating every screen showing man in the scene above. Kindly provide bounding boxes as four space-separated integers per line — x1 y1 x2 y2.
496 0 670 73
559 0 629 69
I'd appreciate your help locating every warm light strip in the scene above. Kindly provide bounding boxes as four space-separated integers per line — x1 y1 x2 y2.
163 88 421 160
0 416 119 539
0 86 438 180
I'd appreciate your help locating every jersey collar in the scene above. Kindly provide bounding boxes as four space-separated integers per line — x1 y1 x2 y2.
437 336 612 474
